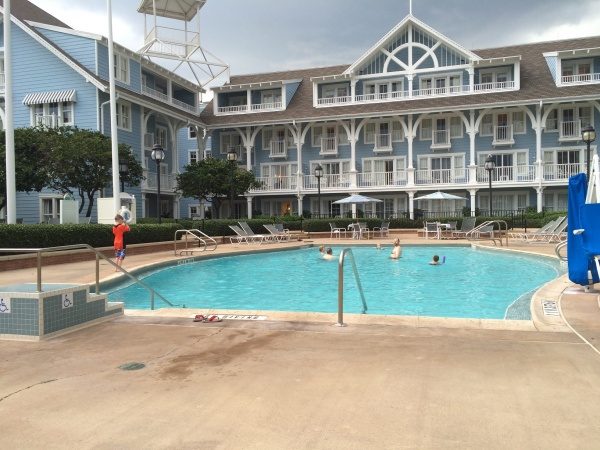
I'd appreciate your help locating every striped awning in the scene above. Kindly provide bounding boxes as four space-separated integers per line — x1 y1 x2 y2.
22 89 77 105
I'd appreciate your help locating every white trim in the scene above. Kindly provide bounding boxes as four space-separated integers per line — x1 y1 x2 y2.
188 149 199 164
39 194 63 223
27 21 103 40
213 79 302 92
116 100 132 131
114 52 130 85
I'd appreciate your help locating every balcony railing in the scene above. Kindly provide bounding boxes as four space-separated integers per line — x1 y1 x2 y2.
320 137 338 155
473 81 515 92
217 102 282 114
413 85 468 98
493 125 514 146
171 98 197 114
252 176 297 192
355 91 405 102
374 134 392 151
559 120 581 141
316 96 352 106
269 140 287 158
431 130 451 149
543 163 585 180
218 104 248 114
415 168 469 185
357 171 408 187
142 170 177 191
34 114 60 128
304 174 350 189
141 84 168 102
476 165 536 183
251 101 283 111
561 73 600 85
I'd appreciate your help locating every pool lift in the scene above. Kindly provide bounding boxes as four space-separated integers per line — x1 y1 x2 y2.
566 155 600 292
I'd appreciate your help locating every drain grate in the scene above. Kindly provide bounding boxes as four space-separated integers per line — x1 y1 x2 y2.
118 362 146 371
542 300 560 317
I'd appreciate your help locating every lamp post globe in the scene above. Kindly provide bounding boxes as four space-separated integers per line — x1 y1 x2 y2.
314 164 323 218
484 154 496 216
151 144 165 224
227 148 238 219
582 125 596 184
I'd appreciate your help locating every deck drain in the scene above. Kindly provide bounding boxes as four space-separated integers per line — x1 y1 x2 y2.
542 300 560 317
118 362 146 371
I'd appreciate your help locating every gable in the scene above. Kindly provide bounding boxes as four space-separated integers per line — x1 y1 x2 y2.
346 15 479 77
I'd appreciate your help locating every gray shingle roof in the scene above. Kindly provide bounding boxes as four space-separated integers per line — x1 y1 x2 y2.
0 0 71 29
201 35 600 128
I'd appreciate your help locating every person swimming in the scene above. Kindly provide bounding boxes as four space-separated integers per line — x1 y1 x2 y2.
390 238 402 259
429 255 446 265
319 244 325 255
322 247 335 260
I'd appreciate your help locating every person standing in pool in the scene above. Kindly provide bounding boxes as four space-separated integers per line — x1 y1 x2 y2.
113 214 130 271
390 238 402 259
322 247 335 261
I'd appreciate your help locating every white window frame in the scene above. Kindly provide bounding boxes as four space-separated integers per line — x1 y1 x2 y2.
542 146 586 165
558 104 594 129
155 125 167 148
561 58 593 77
417 152 466 170
30 102 75 128
262 126 293 150
362 156 407 173
312 123 349 147
364 79 404 97
321 83 349 99
420 115 462 140
39 195 62 223
479 69 511 84
479 190 529 211
259 162 298 178
477 149 530 166
188 126 197 140
419 72 463 93
188 149 198 164
545 109 559 133
116 101 132 131
479 109 527 136
260 89 282 104
114 53 130 84
364 119 404 144
220 131 242 154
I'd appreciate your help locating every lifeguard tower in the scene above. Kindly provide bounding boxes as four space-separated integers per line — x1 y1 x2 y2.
137 0 229 88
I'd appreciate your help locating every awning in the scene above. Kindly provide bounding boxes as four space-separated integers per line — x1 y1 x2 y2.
22 89 77 105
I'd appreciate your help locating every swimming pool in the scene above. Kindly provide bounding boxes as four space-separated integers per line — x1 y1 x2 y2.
107 246 562 320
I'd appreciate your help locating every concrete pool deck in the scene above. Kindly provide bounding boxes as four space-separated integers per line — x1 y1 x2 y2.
2 237 600 448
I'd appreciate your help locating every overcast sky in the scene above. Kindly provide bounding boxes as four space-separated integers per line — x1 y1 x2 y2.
29 0 600 87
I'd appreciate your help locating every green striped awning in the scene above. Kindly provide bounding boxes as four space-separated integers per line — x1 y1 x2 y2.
22 89 77 105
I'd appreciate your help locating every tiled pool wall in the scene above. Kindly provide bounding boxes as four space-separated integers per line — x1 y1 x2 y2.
0 285 123 340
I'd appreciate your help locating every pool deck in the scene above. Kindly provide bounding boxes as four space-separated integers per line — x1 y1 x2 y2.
2 237 600 448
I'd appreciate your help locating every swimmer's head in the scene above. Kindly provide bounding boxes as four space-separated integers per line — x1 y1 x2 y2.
326 248 333 255
394 238 400 246
432 255 440 262
319 245 325 253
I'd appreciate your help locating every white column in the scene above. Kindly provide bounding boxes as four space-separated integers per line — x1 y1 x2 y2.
246 144 253 171
407 74 414 98
408 191 415 220
349 119 357 188
535 104 543 184
297 194 304 217
313 83 319 107
469 189 478 217
536 187 544 213
351 79 357 102
107 0 121 215
514 61 521 90
296 139 303 193
407 114 415 187
246 196 253 219
468 67 475 92
4 0 16 223
246 90 252 112
468 110 477 185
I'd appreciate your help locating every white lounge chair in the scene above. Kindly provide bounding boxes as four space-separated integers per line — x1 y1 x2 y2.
329 222 347 239
229 225 264 245
264 224 290 241
239 221 274 243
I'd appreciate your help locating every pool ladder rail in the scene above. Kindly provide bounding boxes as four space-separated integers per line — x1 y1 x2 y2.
174 229 218 256
337 248 368 327
466 220 509 247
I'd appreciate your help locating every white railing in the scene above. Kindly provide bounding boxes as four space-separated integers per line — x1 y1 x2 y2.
559 120 581 140
476 165 536 183
171 98 197 113
143 170 177 191
317 96 352 106
145 25 200 47
543 163 585 180
251 176 298 192
357 171 408 187
269 140 287 158
473 81 515 92
320 137 338 155
412 85 469 98
561 73 600 85
415 168 469 185
303 174 350 189
431 130 450 148
374 134 392 151
493 125 514 145
141 84 169 102
34 114 58 128
218 104 249 114
251 101 283 111
354 91 405 102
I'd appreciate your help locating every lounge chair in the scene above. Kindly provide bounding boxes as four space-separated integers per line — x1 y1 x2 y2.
509 217 559 241
525 217 567 243
238 221 274 243
228 225 264 245
329 222 347 239
452 217 477 238
423 221 439 239
372 221 390 238
264 224 290 241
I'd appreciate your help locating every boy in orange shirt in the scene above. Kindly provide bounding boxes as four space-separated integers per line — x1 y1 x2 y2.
112 214 130 271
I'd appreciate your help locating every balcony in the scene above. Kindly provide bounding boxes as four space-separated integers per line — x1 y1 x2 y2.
251 175 298 192
473 81 516 93
373 134 392 152
413 85 468 98
559 120 581 141
476 165 536 183
492 125 514 146
269 140 287 158
304 174 350 190
561 73 600 85
320 137 338 156
142 169 177 192
34 114 62 128
143 25 200 58
431 130 451 150
354 91 405 103
251 101 283 112
357 171 408 188
316 96 352 106
415 168 469 185
217 102 283 114
543 163 585 181
141 84 198 114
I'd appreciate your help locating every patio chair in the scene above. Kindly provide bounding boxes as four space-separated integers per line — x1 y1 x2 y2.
452 217 477 238
509 217 559 241
239 221 274 243
372 221 390 238
423 221 439 239
527 217 568 243
229 225 264 245
264 224 290 242
357 222 370 239
329 222 347 239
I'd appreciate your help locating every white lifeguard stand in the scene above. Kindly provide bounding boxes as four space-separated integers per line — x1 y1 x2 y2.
137 0 229 88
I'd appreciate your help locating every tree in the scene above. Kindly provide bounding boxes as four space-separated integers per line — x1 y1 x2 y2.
0 127 55 211
47 127 143 217
177 158 262 218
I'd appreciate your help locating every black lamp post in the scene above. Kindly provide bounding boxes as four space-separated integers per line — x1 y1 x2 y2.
314 163 323 218
484 154 496 216
151 144 165 224
226 148 238 219
582 125 596 184
118 159 128 193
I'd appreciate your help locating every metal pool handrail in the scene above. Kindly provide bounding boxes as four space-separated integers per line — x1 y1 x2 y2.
555 241 568 261
0 244 177 310
337 248 368 327
174 229 218 255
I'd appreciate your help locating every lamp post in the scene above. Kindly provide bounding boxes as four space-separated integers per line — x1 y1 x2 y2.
484 154 496 216
314 164 323 218
151 144 165 224
582 125 596 184
226 148 238 219
118 159 128 193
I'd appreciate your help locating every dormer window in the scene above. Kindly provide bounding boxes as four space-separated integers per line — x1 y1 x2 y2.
323 84 349 99
114 54 129 84
261 89 282 105
562 59 592 83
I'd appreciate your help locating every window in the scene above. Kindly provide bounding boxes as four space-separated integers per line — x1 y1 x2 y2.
562 59 593 81
312 124 346 147
188 127 197 139
322 83 349 99
263 127 293 150
419 74 462 94
155 126 167 147
114 53 129 84
261 89 282 105
546 109 558 131
31 102 75 128
512 111 525 133
479 70 511 86
220 132 242 154
188 150 198 164
450 117 462 138
189 205 200 218
480 114 493 136
116 102 131 130
364 123 375 144
579 106 593 128
40 196 62 223
420 119 432 140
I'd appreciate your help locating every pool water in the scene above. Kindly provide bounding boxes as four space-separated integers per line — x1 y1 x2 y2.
107 246 562 319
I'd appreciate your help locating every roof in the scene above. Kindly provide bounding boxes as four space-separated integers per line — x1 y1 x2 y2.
137 0 205 22
201 35 600 128
0 0 71 29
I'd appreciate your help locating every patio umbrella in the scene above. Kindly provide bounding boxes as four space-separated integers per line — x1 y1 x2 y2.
332 194 383 204
414 191 467 201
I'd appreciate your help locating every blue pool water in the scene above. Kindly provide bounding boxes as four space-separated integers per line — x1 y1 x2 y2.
107 246 562 319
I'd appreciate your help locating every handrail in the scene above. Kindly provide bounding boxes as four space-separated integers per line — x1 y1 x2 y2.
174 229 218 255
337 248 368 326
0 244 178 310
466 220 509 246
555 241 568 261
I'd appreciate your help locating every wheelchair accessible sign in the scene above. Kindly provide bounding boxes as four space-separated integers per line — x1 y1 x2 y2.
0 297 11 314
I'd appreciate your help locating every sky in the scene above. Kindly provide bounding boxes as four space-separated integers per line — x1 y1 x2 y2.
28 0 600 88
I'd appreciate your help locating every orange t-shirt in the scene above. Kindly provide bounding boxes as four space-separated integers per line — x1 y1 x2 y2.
112 223 130 250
